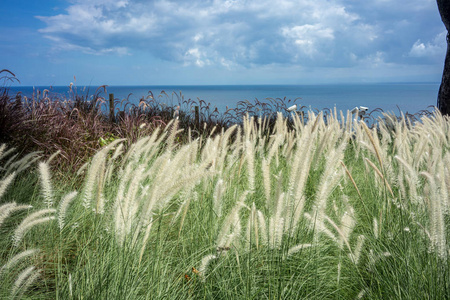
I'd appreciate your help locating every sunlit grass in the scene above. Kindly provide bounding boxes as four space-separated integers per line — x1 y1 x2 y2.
0 110 449 299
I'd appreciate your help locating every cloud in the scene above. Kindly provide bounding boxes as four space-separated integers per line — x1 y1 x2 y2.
409 32 447 58
36 0 445 69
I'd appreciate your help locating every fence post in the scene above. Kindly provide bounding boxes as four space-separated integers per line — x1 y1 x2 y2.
109 93 115 122
194 106 199 129
15 94 22 109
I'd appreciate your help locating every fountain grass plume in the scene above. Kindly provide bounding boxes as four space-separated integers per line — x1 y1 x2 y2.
261 158 271 206
82 138 124 210
13 209 56 246
364 157 395 198
287 130 314 233
0 202 32 229
112 131 214 246
58 191 78 230
0 144 6 159
313 135 348 220
269 192 286 248
198 254 217 282
341 161 362 200
38 162 53 208
0 172 16 200
287 243 312 257
245 139 255 191
216 194 249 248
6 151 42 175
352 235 365 264
0 249 39 279
213 179 225 218
420 171 447 260
304 212 338 243
11 266 40 299
437 159 449 214
394 155 420 204
361 121 384 168
0 145 16 163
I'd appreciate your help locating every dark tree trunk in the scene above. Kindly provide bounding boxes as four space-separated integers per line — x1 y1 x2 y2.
437 0 450 115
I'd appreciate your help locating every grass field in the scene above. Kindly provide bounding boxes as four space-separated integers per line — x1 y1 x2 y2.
1 107 449 299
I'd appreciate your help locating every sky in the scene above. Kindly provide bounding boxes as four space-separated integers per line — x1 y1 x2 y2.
0 0 447 86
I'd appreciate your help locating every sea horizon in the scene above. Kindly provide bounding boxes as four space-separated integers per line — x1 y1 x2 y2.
7 82 440 115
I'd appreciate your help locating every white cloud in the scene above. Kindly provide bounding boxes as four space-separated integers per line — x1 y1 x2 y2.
36 0 445 69
409 32 447 58
184 48 211 67
282 24 334 57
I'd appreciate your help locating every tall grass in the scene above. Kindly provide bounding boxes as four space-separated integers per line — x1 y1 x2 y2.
0 108 449 299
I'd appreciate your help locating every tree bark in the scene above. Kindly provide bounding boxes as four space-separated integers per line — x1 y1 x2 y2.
437 0 450 115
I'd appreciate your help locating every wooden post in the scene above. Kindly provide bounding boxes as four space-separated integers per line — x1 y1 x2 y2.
194 106 199 129
15 94 22 109
109 93 115 122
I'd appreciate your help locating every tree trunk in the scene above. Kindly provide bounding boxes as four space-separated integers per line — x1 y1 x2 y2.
437 0 450 115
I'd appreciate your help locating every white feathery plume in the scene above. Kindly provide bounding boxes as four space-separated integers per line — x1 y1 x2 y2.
138 219 153 264
304 213 338 243
76 162 89 176
444 152 450 212
245 139 255 191
251 203 259 249
290 131 315 232
287 244 312 257
313 138 347 221
0 202 17 228
58 191 78 230
0 146 17 167
244 202 259 249
338 199 356 250
337 262 341 285
11 151 42 175
45 150 61 164
420 171 447 259
82 139 125 209
0 143 6 159
373 218 379 239
324 215 353 254
261 158 271 206
82 150 106 209
0 204 32 229
68 273 73 298
394 155 420 204
165 119 180 152
257 210 268 246
0 249 39 279
437 160 449 214
357 288 367 299
13 216 56 247
213 179 225 218
216 196 248 248
11 266 40 298
13 209 56 246
38 162 53 207
15 269 41 299
198 254 217 282
111 142 124 160
351 235 366 264
271 192 286 248
3 153 19 173
17 208 56 224
0 172 16 200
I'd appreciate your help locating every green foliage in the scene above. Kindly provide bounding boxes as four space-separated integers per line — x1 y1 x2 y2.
98 133 119 148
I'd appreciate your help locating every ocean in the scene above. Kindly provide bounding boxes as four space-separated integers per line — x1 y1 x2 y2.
7 83 439 115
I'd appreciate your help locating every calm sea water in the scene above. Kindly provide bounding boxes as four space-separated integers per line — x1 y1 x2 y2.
7 83 439 114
